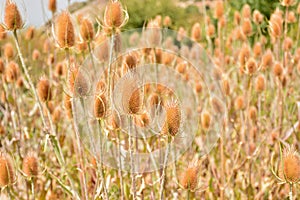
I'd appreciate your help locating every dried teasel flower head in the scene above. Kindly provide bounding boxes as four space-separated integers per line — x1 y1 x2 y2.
269 13 283 38
22 152 38 177
37 76 52 102
5 61 19 83
273 62 283 77
4 0 23 31
163 16 171 27
0 152 15 187
261 50 274 70
191 23 201 41
253 10 264 24
245 58 258 75
281 0 295 7
104 0 127 29
54 11 75 49
48 0 57 14
94 93 107 119
201 111 211 130
242 18 252 36
180 162 200 191
161 100 181 136
253 42 262 58
234 11 241 25
25 26 34 40
255 74 266 93
214 0 224 19
242 4 251 19
4 43 14 60
80 17 94 42
279 146 300 183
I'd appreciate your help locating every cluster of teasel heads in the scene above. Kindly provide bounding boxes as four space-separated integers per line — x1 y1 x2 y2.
0 0 299 199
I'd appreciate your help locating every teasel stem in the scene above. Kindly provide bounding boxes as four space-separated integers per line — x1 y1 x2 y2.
117 129 125 200
7 186 14 200
187 188 190 200
128 117 137 199
98 119 108 200
108 33 115 102
87 41 96 72
30 178 35 200
159 135 171 200
283 6 288 68
289 183 293 200
12 30 47 129
297 14 300 48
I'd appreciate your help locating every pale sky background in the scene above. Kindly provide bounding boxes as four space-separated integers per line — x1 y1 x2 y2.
1 0 87 27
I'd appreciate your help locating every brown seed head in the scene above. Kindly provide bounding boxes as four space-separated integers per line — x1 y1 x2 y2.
55 11 75 48
4 43 14 60
207 24 215 37
5 61 19 83
191 23 201 41
22 153 38 177
283 147 300 183
270 14 283 38
32 49 40 61
0 59 4 74
248 106 257 121
215 1 224 19
4 0 23 30
273 62 283 77
180 166 199 190
245 58 257 75
94 93 107 119
242 18 252 36
234 11 241 25
64 94 73 118
37 77 52 102
125 54 137 70
287 11 296 23
80 18 94 41
104 1 124 28
162 101 181 136
242 4 251 19
261 50 273 69
282 0 294 7
235 95 245 110
48 0 57 13
0 153 15 187
255 74 266 92
25 26 34 40
253 42 262 58
253 10 263 24
201 111 211 130
283 37 293 51
52 106 61 124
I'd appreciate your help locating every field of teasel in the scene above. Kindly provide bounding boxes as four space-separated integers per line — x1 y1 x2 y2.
0 0 300 199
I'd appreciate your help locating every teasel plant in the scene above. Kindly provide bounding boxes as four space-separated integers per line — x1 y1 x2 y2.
271 144 300 199
0 152 16 199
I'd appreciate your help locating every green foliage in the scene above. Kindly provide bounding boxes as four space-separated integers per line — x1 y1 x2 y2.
229 0 279 19
121 0 201 30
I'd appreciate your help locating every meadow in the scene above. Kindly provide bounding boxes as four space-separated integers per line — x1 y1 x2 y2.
0 0 300 199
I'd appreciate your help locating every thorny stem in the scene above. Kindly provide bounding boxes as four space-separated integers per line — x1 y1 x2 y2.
30 178 35 200
159 136 171 200
108 34 115 102
117 130 125 200
128 117 137 200
289 183 293 200
97 120 108 200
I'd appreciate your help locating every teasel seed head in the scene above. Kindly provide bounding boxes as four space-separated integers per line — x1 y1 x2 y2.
0 152 15 187
37 76 52 102
52 106 61 124
48 0 57 14
273 62 283 77
281 0 294 7
235 95 245 110
25 26 34 40
222 78 230 96
253 42 262 58
55 11 75 49
180 165 199 191
242 18 252 36
201 111 211 130
134 111 150 127
215 1 224 19
248 106 257 121
80 18 94 42
255 74 266 93
94 93 107 119
269 14 283 38
125 54 137 70
253 10 263 24
242 4 251 19
0 124 5 136
22 152 38 177
163 16 171 27
32 49 40 61
104 1 125 29
283 37 292 51
4 0 23 31
4 43 14 60
207 24 215 38
234 11 241 25
5 61 19 83
287 11 296 23
261 50 273 70
191 23 201 41
245 58 257 75
282 146 300 183
162 101 181 136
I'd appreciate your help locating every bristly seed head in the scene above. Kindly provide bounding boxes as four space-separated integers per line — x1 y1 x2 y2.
0 152 15 187
4 0 23 31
